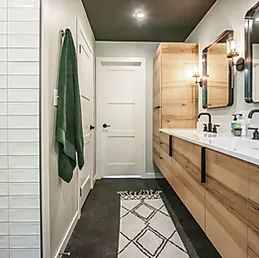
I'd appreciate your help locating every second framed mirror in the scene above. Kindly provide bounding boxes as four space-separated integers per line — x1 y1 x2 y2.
202 30 234 109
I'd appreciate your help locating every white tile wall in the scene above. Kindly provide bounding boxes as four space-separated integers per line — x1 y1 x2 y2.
8 89 39 102
8 35 39 48
8 22 39 35
0 0 41 256
0 0 7 8
8 130 39 142
0 22 7 34
8 75 39 89
10 222 40 235
0 76 7 88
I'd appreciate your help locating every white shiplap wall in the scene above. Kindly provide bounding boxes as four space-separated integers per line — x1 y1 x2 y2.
0 0 41 257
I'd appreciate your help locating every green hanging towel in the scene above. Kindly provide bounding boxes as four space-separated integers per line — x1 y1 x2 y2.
55 28 84 183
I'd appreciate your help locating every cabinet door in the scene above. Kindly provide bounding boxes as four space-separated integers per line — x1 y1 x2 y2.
248 164 259 257
160 43 198 129
206 150 249 258
173 138 206 230
160 135 185 202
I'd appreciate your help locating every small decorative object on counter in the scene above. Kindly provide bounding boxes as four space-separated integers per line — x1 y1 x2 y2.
233 128 242 137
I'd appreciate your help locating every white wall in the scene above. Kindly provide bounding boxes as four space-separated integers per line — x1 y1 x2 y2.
96 42 159 176
186 0 259 132
41 0 95 257
0 0 41 257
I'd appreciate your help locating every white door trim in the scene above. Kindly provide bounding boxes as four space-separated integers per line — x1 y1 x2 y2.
96 57 146 179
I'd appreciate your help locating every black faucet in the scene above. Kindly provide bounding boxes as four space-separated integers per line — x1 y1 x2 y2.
248 109 259 119
198 112 213 132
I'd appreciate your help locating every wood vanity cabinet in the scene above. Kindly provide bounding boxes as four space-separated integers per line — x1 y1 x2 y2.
205 149 249 258
153 43 198 168
155 134 259 258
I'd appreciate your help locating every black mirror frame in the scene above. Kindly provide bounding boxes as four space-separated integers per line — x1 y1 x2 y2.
244 2 259 103
202 30 234 109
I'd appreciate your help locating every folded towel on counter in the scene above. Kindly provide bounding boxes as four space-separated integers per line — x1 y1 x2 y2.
55 28 84 183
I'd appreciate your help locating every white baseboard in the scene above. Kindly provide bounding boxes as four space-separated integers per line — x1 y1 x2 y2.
54 211 79 258
144 172 164 179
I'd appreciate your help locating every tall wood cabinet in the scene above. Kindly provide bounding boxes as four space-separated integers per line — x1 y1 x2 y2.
153 43 198 168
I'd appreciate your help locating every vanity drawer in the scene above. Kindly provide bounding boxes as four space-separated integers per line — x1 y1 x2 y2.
172 137 206 230
205 149 249 258
160 132 170 155
248 163 259 257
153 134 160 169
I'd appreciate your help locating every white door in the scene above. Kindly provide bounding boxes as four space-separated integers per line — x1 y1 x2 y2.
97 58 146 178
77 20 94 210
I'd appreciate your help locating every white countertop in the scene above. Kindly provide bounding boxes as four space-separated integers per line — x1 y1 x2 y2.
159 128 259 166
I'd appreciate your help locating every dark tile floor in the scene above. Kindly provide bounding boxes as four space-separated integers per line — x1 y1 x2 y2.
65 178 221 258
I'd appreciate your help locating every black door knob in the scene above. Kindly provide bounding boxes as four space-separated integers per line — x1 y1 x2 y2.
90 125 95 130
103 123 111 128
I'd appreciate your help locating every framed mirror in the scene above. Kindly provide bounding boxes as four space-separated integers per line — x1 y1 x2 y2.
245 2 259 103
202 30 234 109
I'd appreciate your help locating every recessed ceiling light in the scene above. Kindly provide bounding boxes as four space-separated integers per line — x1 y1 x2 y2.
133 12 145 20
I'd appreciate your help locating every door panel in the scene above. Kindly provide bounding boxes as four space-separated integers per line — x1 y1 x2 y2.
77 21 94 210
97 58 145 177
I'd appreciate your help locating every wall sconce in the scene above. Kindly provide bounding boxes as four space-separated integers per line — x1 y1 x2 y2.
226 38 245 71
227 38 239 58
193 73 207 87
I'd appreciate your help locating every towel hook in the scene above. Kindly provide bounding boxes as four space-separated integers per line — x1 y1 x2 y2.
60 29 65 38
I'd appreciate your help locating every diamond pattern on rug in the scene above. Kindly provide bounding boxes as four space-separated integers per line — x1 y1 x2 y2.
118 190 190 258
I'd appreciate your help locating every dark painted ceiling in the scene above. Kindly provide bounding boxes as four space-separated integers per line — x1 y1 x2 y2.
82 0 217 42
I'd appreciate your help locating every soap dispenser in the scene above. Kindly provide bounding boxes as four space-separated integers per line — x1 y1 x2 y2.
238 113 247 137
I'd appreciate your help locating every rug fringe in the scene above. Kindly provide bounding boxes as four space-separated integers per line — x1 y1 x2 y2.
117 190 162 200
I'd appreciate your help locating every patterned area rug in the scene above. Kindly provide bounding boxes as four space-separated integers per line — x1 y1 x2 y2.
118 190 190 258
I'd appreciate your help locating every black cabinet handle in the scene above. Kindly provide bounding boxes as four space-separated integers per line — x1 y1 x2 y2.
90 125 95 130
169 136 173 157
201 147 206 184
154 106 161 110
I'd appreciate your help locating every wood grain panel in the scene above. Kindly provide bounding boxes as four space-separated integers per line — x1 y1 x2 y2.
153 109 161 138
248 227 259 257
162 99 197 129
248 163 259 256
160 43 198 84
170 156 186 202
206 150 248 222
206 150 249 258
153 134 160 169
173 138 205 230
206 191 247 258
153 46 161 109
159 42 198 129
248 247 259 258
